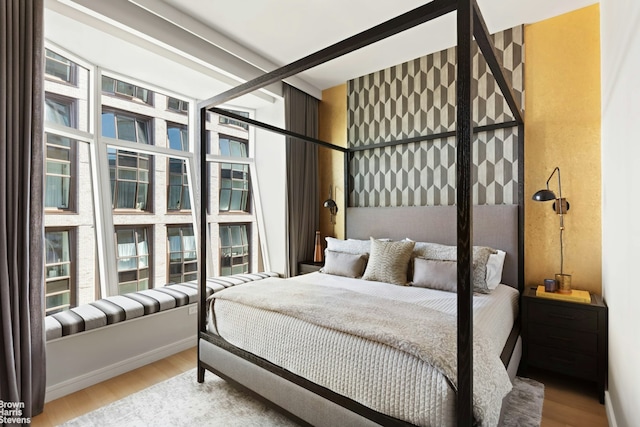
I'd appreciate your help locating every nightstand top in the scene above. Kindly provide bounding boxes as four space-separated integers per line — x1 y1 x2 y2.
523 286 606 308
300 260 324 267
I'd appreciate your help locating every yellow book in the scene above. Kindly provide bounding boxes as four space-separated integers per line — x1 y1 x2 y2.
535 285 591 304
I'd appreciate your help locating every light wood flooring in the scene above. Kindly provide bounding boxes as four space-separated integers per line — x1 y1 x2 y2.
32 347 608 427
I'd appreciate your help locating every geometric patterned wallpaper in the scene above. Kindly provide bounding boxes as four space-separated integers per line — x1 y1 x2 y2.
347 26 524 207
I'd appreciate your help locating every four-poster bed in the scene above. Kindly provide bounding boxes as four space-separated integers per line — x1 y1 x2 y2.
197 0 525 425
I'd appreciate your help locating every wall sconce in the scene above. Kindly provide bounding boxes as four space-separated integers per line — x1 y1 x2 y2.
323 186 338 225
532 166 571 293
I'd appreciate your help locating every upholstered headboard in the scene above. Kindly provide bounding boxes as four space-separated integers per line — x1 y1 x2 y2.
346 205 520 289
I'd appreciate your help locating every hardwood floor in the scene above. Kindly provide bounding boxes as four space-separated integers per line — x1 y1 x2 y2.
526 368 609 427
31 347 197 427
32 348 608 426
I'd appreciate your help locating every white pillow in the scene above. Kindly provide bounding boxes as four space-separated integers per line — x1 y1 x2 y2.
325 237 371 255
485 250 506 289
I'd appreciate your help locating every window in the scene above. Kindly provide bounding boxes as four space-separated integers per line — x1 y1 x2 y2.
219 163 249 212
167 225 197 283
108 149 151 211
45 49 76 84
167 123 188 151
219 136 247 157
219 137 249 213
167 97 188 114
220 224 249 275
102 76 152 105
219 109 249 130
45 95 75 128
45 229 74 314
102 110 151 144
45 133 74 210
115 227 151 294
167 158 191 211
42 46 262 308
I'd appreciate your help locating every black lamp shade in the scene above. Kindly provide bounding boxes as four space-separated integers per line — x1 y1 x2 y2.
532 189 556 202
323 199 337 209
323 199 338 215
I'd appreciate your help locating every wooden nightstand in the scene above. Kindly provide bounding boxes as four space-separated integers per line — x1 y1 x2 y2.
298 261 323 275
521 287 608 403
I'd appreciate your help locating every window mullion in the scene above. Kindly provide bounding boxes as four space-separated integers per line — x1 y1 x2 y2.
92 66 119 298
248 162 270 272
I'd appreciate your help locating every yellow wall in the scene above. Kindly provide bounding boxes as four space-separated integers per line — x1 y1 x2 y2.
524 4 602 294
318 84 347 240
318 5 602 294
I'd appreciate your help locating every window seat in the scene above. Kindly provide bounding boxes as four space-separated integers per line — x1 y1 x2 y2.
44 272 279 341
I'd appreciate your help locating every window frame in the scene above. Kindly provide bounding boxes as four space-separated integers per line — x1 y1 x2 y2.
218 109 250 130
45 48 77 85
45 93 77 129
108 148 153 212
102 75 153 106
166 224 197 284
167 97 189 114
45 132 78 212
44 227 76 315
101 108 152 145
167 157 191 212
219 223 250 276
114 226 153 294
218 135 251 214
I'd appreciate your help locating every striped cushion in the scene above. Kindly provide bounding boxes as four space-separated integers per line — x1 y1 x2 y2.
44 272 279 340
45 316 63 340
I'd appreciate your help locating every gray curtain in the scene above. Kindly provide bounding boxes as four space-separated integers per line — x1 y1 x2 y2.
0 0 46 419
284 84 319 277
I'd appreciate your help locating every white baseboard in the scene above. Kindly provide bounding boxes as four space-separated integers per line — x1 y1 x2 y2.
605 391 618 427
45 337 195 402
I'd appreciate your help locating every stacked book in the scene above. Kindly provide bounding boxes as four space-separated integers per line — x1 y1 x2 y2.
535 285 591 304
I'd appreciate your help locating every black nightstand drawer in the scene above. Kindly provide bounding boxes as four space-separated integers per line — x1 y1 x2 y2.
529 301 598 332
529 345 597 380
529 326 597 354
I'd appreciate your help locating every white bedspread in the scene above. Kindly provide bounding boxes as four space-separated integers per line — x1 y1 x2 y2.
208 273 519 426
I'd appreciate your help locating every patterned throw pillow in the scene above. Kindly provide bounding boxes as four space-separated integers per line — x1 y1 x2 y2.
362 238 415 285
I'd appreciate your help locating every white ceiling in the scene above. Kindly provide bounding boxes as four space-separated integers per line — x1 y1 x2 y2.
45 0 598 106
157 0 598 89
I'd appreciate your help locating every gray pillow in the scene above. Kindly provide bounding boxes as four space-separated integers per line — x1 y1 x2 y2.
320 250 368 278
412 258 458 292
362 238 415 285
410 241 496 293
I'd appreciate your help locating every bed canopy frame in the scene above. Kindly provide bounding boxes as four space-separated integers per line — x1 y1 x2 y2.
197 0 525 424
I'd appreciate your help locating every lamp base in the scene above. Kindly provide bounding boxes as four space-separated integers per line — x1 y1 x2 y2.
555 273 572 294
313 231 323 263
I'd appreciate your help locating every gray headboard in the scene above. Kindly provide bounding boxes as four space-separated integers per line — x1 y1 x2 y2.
346 205 520 289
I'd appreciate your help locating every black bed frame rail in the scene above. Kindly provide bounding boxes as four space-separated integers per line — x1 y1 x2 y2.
198 0 524 425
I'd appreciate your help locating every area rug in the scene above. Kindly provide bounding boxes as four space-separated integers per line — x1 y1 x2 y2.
62 370 544 426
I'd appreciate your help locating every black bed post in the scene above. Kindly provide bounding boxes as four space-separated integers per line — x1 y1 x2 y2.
517 123 525 291
456 0 474 424
344 151 351 235
197 106 208 383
